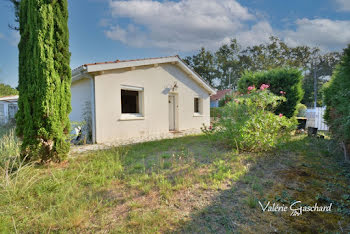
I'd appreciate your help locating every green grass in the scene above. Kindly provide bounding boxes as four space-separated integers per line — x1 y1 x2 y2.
0 131 349 233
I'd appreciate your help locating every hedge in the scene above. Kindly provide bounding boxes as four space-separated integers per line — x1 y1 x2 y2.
323 45 350 161
238 68 304 118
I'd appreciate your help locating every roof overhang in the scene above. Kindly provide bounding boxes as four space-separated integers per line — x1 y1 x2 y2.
72 56 216 95
0 95 19 102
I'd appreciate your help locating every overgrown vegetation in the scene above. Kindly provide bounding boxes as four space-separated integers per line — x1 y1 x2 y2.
203 85 297 152
238 68 304 118
16 0 72 162
323 44 350 161
184 37 341 108
0 124 20 167
0 129 349 232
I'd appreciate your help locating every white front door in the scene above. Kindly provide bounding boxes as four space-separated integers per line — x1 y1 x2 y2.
168 95 176 131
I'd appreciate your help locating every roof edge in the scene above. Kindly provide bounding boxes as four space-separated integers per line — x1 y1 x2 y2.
0 95 19 101
72 56 216 95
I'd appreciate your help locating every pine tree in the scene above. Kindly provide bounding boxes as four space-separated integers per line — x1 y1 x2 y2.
16 0 71 162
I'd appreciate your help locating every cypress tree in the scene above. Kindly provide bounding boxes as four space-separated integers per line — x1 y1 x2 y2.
16 0 71 162
323 45 350 161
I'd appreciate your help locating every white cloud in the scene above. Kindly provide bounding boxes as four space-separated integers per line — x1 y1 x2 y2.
0 33 4 39
104 0 350 52
236 21 274 48
105 0 259 51
336 0 350 12
283 18 350 51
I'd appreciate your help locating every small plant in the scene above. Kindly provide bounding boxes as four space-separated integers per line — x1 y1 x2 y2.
203 85 297 152
0 127 21 167
70 101 93 145
211 159 232 181
245 194 258 208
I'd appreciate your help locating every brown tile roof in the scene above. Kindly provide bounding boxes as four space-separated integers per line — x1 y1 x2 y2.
210 89 232 101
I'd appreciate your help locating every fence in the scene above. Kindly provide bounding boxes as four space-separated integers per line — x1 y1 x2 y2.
305 107 329 131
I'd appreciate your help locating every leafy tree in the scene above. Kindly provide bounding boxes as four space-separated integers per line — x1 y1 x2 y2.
302 51 342 107
215 39 241 89
0 83 18 97
183 36 340 110
323 45 350 161
184 47 217 87
238 68 304 118
16 0 71 162
239 36 315 72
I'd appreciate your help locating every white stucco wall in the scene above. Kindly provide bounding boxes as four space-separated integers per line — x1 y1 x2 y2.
93 64 210 143
0 100 18 125
70 78 91 123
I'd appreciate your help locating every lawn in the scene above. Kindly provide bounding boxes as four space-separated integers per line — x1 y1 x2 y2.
1 130 350 232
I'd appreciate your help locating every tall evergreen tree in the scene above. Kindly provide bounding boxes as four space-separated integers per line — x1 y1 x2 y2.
16 0 71 162
323 45 350 161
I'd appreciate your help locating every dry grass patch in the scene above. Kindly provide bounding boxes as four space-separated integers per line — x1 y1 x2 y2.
0 133 349 233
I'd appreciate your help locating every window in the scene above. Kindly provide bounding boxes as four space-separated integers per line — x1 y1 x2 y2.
8 104 18 120
0 104 4 117
194 98 200 113
0 104 4 124
121 90 140 114
120 85 144 120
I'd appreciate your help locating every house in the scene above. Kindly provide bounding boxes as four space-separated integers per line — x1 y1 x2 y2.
0 95 19 125
210 89 232 108
71 56 216 144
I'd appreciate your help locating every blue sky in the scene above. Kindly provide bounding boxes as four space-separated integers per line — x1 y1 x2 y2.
0 0 349 87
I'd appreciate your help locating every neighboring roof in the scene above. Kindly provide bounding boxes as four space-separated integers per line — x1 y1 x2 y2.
0 95 19 102
72 55 216 95
210 89 232 101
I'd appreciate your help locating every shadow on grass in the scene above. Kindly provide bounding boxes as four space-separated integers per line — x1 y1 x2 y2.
169 135 350 233
3 132 350 233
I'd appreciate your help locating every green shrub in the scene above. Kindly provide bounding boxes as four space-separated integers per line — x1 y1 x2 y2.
203 85 297 152
210 107 222 118
238 68 304 118
218 94 233 107
295 103 307 117
323 45 350 161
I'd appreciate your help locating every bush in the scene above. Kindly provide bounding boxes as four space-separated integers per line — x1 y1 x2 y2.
218 94 233 107
295 103 307 117
203 85 297 152
238 68 304 118
323 45 350 161
210 107 221 118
